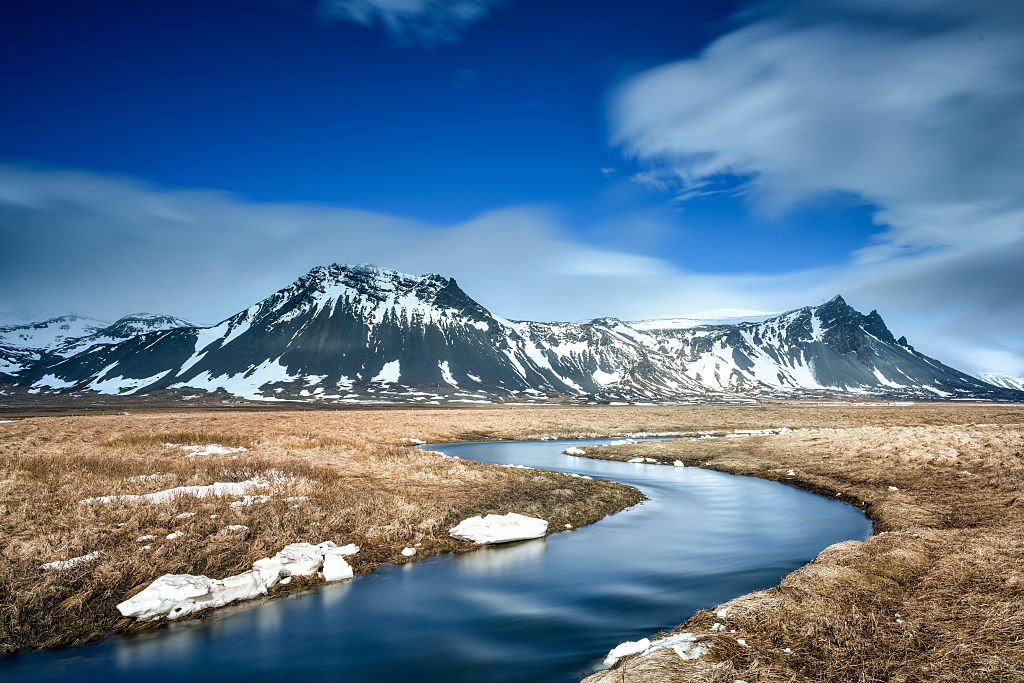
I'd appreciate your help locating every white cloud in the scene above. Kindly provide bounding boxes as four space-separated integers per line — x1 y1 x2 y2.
611 0 1024 261
317 0 501 46
0 163 1021 376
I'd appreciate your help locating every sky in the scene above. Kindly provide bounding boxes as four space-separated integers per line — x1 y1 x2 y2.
1 0 1022 376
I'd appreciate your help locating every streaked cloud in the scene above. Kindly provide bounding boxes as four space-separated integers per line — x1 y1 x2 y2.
317 0 502 46
611 0 1024 263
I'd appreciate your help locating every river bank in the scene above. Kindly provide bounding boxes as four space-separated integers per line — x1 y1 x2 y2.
580 415 1024 682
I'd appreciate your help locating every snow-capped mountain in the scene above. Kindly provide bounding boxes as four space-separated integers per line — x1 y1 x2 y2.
980 373 1024 392
0 313 193 379
56 313 194 356
0 315 108 351
7 265 1022 403
630 296 1002 398
18 266 701 401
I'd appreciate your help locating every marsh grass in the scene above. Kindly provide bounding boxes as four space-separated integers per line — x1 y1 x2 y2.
583 418 1024 683
0 412 645 654
3 402 1023 677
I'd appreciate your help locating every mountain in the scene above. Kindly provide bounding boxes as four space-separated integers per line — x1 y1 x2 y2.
0 313 192 380
0 315 108 351
627 296 1002 398
981 373 1024 392
7 265 1022 403
56 313 194 356
17 266 701 401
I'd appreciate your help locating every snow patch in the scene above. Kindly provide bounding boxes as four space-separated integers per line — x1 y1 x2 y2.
40 551 101 571
117 541 358 621
449 512 548 545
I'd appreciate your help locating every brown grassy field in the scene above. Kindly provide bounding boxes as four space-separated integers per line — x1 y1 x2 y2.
1 402 1022 682
580 409 1024 683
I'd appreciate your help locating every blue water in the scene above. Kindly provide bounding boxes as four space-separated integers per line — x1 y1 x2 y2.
1 439 871 682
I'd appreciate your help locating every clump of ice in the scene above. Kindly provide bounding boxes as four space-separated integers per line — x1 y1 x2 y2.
40 551 101 571
563 446 587 456
627 457 659 464
449 512 548 545
401 547 416 557
602 632 707 668
80 477 270 505
117 541 359 621
166 443 248 458
402 438 426 445
603 638 650 667
175 512 196 519
673 460 685 467
166 532 183 540
887 485 900 492
137 534 155 542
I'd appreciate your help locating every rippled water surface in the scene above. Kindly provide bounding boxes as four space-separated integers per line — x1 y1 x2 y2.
3 438 871 682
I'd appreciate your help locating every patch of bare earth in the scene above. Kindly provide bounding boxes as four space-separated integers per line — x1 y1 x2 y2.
581 413 1024 683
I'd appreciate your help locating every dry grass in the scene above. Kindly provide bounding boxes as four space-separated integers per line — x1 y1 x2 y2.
582 412 1024 683
3 402 1023 680
0 410 653 654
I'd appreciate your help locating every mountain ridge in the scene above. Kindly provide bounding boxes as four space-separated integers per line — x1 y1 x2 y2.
5 264 1020 404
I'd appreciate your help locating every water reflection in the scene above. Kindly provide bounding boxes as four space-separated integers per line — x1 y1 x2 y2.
455 539 548 575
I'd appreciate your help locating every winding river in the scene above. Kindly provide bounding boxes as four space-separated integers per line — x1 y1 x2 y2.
3 438 871 682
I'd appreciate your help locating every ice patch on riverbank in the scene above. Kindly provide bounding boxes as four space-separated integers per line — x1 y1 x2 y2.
449 512 548 544
117 541 358 621
602 632 707 668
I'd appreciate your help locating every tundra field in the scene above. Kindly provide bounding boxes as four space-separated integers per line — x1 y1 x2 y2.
1 402 1022 682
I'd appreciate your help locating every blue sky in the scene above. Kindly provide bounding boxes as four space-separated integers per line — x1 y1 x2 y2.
0 0 878 273
2 0 1023 374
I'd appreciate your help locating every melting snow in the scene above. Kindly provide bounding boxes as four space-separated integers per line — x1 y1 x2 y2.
438 361 458 386
80 478 269 505
40 551 101 571
449 512 548 545
373 360 401 383
117 541 359 621
602 632 707 668
167 443 248 457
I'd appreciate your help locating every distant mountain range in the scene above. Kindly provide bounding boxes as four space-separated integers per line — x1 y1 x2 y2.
981 373 1024 392
3 264 1020 403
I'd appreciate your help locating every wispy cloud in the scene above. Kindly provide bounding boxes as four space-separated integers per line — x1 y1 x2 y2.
2 163 1022 375
611 0 1024 261
317 0 502 46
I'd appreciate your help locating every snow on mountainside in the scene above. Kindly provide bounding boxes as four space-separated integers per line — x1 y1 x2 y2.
57 313 194 356
1 313 193 379
0 315 108 350
981 373 1024 391
7 266 1022 403
634 296 1002 398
